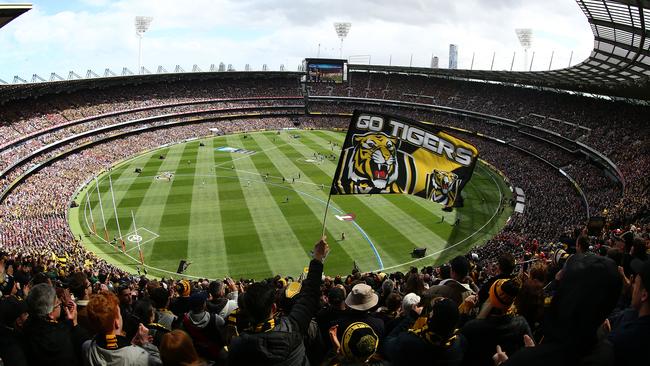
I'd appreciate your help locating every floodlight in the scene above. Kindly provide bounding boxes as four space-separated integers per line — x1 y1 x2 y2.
515 28 533 71
515 28 533 49
135 16 154 74
135 16 153 36
333 22 351 58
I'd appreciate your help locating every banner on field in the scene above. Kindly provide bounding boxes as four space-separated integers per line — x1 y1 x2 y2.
330 110 479 208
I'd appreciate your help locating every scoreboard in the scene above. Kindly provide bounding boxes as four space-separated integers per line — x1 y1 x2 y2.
303 58 348 83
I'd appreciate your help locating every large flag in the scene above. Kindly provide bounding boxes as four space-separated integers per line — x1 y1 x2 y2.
330 110 479 208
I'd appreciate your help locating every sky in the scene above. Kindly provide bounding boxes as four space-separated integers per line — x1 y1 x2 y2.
0 0 594 82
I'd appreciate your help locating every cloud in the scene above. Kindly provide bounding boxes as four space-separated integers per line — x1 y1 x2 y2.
0 0 595 80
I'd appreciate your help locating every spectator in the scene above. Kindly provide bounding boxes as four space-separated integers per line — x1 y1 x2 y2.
576 235 590 254
383 297 463 366
117 283 139 339
180 291 225 362
150 286 178 331
374 292 402 327
335 283 385 342
70 271 93 334
608 258 650 366
0 296 29 366
477 253 516 307
23 283 84 366
427 256 477 306
227 237 328 365
82 291 161 365
206 277 239 318
317 286 347 352
133 298 169 347
170 280 192 317
497 254 622 366
327 321 383 365
461 279 531 366
159 329 207 366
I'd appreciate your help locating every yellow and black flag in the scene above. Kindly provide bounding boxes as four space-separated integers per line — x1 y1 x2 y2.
330 110 479 208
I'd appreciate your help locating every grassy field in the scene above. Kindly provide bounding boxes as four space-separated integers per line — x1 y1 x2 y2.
69 129 512 279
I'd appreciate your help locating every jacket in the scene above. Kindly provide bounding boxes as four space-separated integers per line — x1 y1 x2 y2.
460 315 532 366
22 317 85 366
181 310 225 360
82 334 162 366
228 259 323 366
382 311 464 366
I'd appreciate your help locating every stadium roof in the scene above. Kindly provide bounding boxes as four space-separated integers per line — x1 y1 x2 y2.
0 71 302 102
348 0 650 101
0 3 31 29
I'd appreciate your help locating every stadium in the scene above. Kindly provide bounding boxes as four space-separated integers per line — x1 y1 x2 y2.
0 1 649 365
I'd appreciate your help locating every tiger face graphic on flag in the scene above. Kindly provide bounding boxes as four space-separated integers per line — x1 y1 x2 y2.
425 170 461 206
345 132 402 193
331 111 478 208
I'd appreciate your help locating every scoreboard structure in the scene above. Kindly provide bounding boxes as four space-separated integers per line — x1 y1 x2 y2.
303 58 348 83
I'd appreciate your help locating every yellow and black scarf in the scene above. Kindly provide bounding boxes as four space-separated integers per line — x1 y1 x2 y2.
408 320 459 348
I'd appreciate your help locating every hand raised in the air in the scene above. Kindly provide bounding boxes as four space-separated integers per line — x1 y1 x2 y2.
313 236 330 262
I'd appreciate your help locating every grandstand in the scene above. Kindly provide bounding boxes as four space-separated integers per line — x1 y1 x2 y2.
0 1 648 365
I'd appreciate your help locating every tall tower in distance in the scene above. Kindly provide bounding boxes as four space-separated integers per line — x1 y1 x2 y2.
431 56 439 68
449 44 458 69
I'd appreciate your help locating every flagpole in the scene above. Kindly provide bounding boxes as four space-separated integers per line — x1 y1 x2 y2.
94 176 110 242
321 193 333 237
87 191 96 234
131 210 144 265
108 175 125 252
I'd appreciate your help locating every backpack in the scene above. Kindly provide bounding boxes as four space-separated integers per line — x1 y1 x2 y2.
182 312 223 360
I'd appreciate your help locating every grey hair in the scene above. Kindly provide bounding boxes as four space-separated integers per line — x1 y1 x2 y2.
401 292 421 314
381 279 395 294
27 283 57 317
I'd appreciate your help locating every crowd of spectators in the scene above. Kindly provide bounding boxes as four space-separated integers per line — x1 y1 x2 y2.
1 222 648 366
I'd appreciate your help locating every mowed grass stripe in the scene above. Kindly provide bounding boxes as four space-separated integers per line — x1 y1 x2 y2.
186 138 230 277
215 137 273 280
247 133 359 274
253 134 377 273
148 143 199 268
228 134 308 276
293 132 444 268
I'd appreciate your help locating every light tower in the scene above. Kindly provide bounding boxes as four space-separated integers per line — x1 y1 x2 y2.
333 22 351 59
135 16 153 74
515 28 532 71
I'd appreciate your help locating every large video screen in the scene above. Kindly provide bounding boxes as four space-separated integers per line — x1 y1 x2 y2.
304 58 347 83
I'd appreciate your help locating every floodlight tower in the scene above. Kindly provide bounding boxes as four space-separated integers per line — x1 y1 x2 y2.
515 28 532 71
135 16 154 74
334 22 351 59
